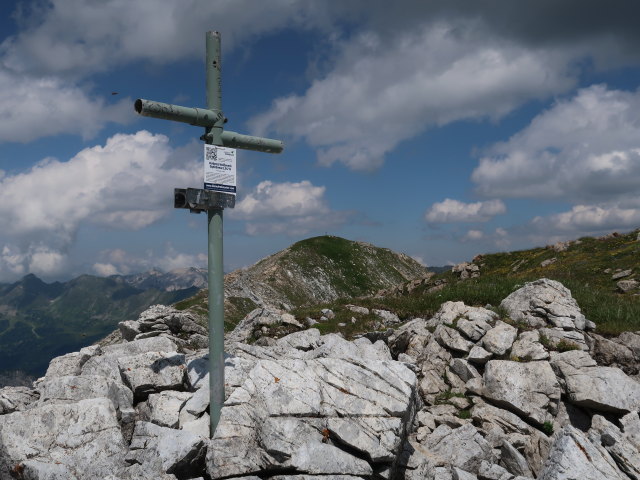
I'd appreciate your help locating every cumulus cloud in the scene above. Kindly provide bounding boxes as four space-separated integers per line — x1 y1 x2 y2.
0 131 199 280
0 0 337 77
232 180 352 235
92 245 207 276
0 70 131 143
532 205 640 234
425 199 506 223
464 230 485 241
473 85 640 203
250 23 577 171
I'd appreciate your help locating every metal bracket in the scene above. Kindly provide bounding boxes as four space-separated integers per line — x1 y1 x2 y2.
174 187 235 212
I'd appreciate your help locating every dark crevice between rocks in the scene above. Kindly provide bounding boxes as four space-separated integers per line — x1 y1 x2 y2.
474 396 558 436
168 439 208 480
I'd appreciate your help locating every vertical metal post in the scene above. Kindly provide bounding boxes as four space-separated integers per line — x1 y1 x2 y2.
205 30 225 437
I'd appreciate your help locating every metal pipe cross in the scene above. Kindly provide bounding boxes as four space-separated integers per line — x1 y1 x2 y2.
134 30 283 437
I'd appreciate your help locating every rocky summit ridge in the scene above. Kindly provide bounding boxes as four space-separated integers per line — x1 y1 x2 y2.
1 278 640 479
178 235 430 325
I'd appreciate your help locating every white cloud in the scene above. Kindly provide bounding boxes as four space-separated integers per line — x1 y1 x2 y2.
464 230 485 241
472 85 640 203
92 262 119 277
231 180 351 236
0 131 199 280
0 70 131 143
250 23 576 171
234 180 328 219
0 0 334 77
425 199 506 223
93 245 207 276
532 205 640 234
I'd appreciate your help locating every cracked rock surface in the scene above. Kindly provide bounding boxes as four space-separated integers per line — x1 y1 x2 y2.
1 279 640 480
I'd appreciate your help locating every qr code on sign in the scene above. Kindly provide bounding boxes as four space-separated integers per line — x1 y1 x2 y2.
205 145 218 161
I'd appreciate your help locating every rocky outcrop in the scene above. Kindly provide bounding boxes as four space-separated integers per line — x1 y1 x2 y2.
1 279 639 479
500 278 593 330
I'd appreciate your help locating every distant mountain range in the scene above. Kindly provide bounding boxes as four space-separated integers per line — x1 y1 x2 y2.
0 241 443 385
0 268 206 383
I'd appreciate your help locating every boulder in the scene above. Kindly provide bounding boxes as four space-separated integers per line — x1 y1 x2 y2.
467 345 493 364
616 331 640 358
589 415 640 479
387 318 431 359
0 386 38 414
428 301 496 328
456 318 492 342
147 390 192 428
36 374 134 423
0 398 127 478
44 345 100 378
589 333 637 375
511 330 549 361
81 336 178 382
206 355 418 478
118 351 187 401
434 325 474 353
421 423 494 473
551 350 640 413
617 279 638 293
500 279 587 330
540 328 588 351
481 321 517 356
538 426 628 479
126 421 206 478
482 360 561 425
372 309 401 326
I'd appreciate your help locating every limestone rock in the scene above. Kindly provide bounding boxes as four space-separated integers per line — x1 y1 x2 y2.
511 330 549 361
0 386 38 414
589 333 637 375
450 358 480 383
612 269 633 280
482 321 517 356
0 398 127 478
276 328 322 351
500 279 587 330
428 301 496 328
617 331 640 358
617 279 639 292
540 327 589 351
36 374 134 423
589 415 640 479
551 350 640 413
467 345 493 364
126 421 206 478
118 351 186 401
419 338 453 403
434 325 474 353
373 309 401 326
538 426 627 479
81 336 178 382
387 318 432 359
345 304 369 315
482 360 561 425
206 356 418 478
422 423 494 473
457 318 491 342
44 345 99 378
147 390 192 428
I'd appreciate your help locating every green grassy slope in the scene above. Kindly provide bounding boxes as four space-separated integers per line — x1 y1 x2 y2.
291 229 640 336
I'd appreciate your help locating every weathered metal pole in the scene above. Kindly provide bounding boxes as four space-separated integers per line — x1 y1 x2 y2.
205 31 225 437
133 30 283 437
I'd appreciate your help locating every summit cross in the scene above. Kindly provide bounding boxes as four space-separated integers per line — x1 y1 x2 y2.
134 31 283 437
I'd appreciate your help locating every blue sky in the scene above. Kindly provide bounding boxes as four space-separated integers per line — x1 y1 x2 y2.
1 1 640 282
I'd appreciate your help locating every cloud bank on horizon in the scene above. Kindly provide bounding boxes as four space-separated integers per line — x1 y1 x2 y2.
0 0 639 281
